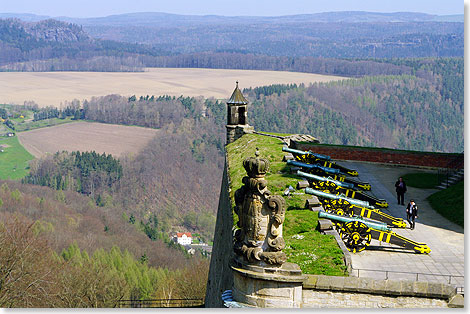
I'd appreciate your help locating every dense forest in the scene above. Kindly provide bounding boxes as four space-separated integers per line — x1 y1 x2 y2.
23 151 122 196
84 21 463 58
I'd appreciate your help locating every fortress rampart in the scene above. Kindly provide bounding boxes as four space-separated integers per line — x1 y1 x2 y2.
293 142 463 169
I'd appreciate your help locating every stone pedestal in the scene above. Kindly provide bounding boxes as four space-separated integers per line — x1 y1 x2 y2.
231 258 306 308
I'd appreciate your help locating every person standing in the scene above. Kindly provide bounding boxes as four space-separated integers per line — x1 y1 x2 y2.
406 200 418 229
395 177 407 205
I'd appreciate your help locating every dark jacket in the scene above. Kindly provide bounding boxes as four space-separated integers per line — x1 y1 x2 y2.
395 180 407 193
406 202 418 217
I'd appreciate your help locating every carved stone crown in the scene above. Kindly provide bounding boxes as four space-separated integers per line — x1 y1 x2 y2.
243 149 269 178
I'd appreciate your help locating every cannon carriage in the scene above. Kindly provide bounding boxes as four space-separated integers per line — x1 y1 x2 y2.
298 170 388 208
318 210 430 254
286 159 371 191
283 146 358 176
306 188 404 228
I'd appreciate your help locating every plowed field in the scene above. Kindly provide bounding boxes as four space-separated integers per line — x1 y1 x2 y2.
0 68 345 107
17 121 158 158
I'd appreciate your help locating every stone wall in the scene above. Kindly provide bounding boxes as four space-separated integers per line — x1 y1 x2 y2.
226 125 254 144
204 161 234 307
302 290 448 308
301 275 460 308
293 142 463 169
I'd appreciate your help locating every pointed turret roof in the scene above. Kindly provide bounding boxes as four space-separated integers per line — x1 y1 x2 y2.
227 81 248 105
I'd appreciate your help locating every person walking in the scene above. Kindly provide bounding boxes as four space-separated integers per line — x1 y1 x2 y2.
406 200 418 229
395 177 407 205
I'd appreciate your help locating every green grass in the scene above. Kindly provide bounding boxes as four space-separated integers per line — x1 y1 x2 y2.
284 210 347 276
0 136 34 180
14 117 75 132
226 133 347 275
427 181 464 227
402 173 440 189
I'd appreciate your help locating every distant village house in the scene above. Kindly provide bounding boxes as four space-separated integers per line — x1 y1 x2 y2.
175 232 192 245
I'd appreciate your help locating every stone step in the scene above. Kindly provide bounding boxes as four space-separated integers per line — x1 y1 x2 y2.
283 153 294 162
297 180 310 189
305 197 321 209
310 206 323 212
317 219 333 231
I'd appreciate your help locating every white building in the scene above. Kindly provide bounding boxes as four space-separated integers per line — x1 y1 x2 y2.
176 232 192 245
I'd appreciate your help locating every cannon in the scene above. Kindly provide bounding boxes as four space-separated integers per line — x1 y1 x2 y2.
297 170 354 189
319 198 406 229
299 171 388 208
283 146 358 176
305 187 373 209
286 160 371 191
287 159 340 175
318 210 430 254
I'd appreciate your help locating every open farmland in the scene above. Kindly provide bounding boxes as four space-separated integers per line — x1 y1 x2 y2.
0 68 345 107
17 121 159 158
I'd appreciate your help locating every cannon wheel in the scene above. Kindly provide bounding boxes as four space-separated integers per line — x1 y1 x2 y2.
325 199 353 216
339 221 371 253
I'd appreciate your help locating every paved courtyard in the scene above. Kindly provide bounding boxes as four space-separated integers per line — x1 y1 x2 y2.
339 161 464 291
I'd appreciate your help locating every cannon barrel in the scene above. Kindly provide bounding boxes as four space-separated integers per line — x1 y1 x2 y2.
297 170 354 189
305 187 374 209
282 146 331 161
318 210 391 232
287 159 340 174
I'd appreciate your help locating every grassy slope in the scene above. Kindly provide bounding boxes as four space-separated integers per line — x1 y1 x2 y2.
427 181 464 227
0 136 34 180
226 133 347 276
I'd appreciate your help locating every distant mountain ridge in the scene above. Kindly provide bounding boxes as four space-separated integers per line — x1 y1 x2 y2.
0 11 464 27
0 10 463 67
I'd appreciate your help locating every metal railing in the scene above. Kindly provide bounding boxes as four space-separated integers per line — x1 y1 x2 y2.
437 151 464 188
351 267 464 294
117 298 204 308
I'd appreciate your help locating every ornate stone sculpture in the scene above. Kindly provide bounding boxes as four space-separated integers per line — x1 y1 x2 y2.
233 149 287 265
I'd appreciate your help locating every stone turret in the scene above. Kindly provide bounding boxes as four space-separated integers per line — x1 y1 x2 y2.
226 82 254 144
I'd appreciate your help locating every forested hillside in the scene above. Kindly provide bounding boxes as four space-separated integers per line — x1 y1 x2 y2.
0 213 207 307
0 14 463 72
17 96 226 240
84 21 463 58
243 58 463 152
0 18 158 71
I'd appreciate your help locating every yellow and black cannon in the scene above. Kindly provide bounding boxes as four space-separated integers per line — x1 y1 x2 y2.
318 210 430 254
286 159 371 191
299 171 388 208
283 146 358 176
320 198 405 229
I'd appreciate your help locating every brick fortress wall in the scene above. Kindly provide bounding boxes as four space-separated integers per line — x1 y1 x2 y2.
293 142 463 169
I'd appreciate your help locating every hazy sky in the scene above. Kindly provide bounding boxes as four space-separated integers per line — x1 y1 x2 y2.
0 0 464 18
